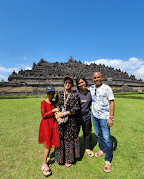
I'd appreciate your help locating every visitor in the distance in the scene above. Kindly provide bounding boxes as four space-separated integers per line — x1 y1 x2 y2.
76 76 94 157
54 76 80 167
89 72 115 173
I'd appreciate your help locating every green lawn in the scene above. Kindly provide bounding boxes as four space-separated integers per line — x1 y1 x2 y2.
114 92 144 100
0 96 144 178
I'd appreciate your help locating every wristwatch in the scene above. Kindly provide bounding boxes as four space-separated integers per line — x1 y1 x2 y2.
109 116 114 121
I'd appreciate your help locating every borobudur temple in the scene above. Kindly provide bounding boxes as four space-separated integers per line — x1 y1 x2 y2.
0 56 144 96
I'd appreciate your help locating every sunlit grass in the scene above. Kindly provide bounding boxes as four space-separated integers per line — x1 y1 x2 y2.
0 96 144 178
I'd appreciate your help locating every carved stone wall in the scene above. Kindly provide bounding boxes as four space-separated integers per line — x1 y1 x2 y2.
0 56 144 96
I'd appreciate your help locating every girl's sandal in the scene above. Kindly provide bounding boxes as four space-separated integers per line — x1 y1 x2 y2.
41 164 52 177
95 150 105 158
104 161 111 173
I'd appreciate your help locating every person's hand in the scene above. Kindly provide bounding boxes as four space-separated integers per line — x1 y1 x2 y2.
54 112 58 118
56 118 63 124
55 112 64 119
107 118 113 127
52 107 60 113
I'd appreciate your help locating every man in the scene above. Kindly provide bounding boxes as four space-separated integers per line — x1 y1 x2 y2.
89 72 115 173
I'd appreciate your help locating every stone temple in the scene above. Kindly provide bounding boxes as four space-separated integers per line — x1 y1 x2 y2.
0 56 144 96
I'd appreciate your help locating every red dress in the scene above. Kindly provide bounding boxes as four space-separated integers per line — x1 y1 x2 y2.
38 100 60 149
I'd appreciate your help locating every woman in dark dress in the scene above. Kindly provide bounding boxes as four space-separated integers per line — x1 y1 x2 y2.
54 76 80 167
76 76 94 157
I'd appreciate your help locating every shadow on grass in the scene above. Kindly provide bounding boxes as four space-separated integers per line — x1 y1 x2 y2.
111 135 118 152
50 151 55 165
78 133 98 161
78 133 117 160
49 135 117 165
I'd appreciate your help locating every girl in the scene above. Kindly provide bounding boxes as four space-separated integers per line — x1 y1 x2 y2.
38 86 60 177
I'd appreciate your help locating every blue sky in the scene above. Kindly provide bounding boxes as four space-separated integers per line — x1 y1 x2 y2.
0 0 144 81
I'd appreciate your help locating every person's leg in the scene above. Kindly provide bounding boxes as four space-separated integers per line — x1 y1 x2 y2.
92 115 105 152
42 148 50 171
82 119 94 157
55 125 65 164
100 119 112 163
77 121 81 136
82 119 92 150
64 140 74 167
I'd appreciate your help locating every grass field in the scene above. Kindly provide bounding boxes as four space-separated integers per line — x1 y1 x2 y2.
0 95 144 178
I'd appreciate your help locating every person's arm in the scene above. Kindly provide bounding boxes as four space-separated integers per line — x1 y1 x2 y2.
68 92 80 115
55 92 80 119
54 92 60 108
41 101 54 119
52 107 60 113
55 111 71 119
110 100 114 118
53 92 63 123
107 100 115 127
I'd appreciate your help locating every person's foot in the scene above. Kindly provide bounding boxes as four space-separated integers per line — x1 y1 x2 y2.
104 161 111 173
41 164 52 177
85 149 94 157
65 162 71 167
42 163 50 172
95 150 105 158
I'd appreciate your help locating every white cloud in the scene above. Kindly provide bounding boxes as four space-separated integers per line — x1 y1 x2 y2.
0 64 32 81
84 57 144 80
25 66 32 70
0 75 8 82
0 66 18 73
134 66 144 79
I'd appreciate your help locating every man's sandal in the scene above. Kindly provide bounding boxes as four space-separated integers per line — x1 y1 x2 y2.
104 161 111 173
85 149 94 157
41 164 52 177
95 150 105 158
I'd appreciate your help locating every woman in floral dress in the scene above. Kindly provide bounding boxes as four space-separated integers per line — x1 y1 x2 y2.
54 76 80 167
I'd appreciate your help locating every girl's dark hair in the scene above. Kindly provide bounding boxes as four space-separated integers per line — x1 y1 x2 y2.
76 76 88 89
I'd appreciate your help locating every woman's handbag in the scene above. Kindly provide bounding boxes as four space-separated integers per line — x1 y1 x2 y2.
61 106 68 123
60 92 71 124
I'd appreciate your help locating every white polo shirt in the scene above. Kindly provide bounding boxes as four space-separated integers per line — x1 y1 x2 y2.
89 84 114 119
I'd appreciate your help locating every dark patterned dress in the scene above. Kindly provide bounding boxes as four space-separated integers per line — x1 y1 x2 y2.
55 91 80 164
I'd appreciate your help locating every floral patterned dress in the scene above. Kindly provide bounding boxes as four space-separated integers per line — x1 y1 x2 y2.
55 91 80 164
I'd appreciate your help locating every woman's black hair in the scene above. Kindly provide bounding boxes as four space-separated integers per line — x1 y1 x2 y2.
76 76 88 89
